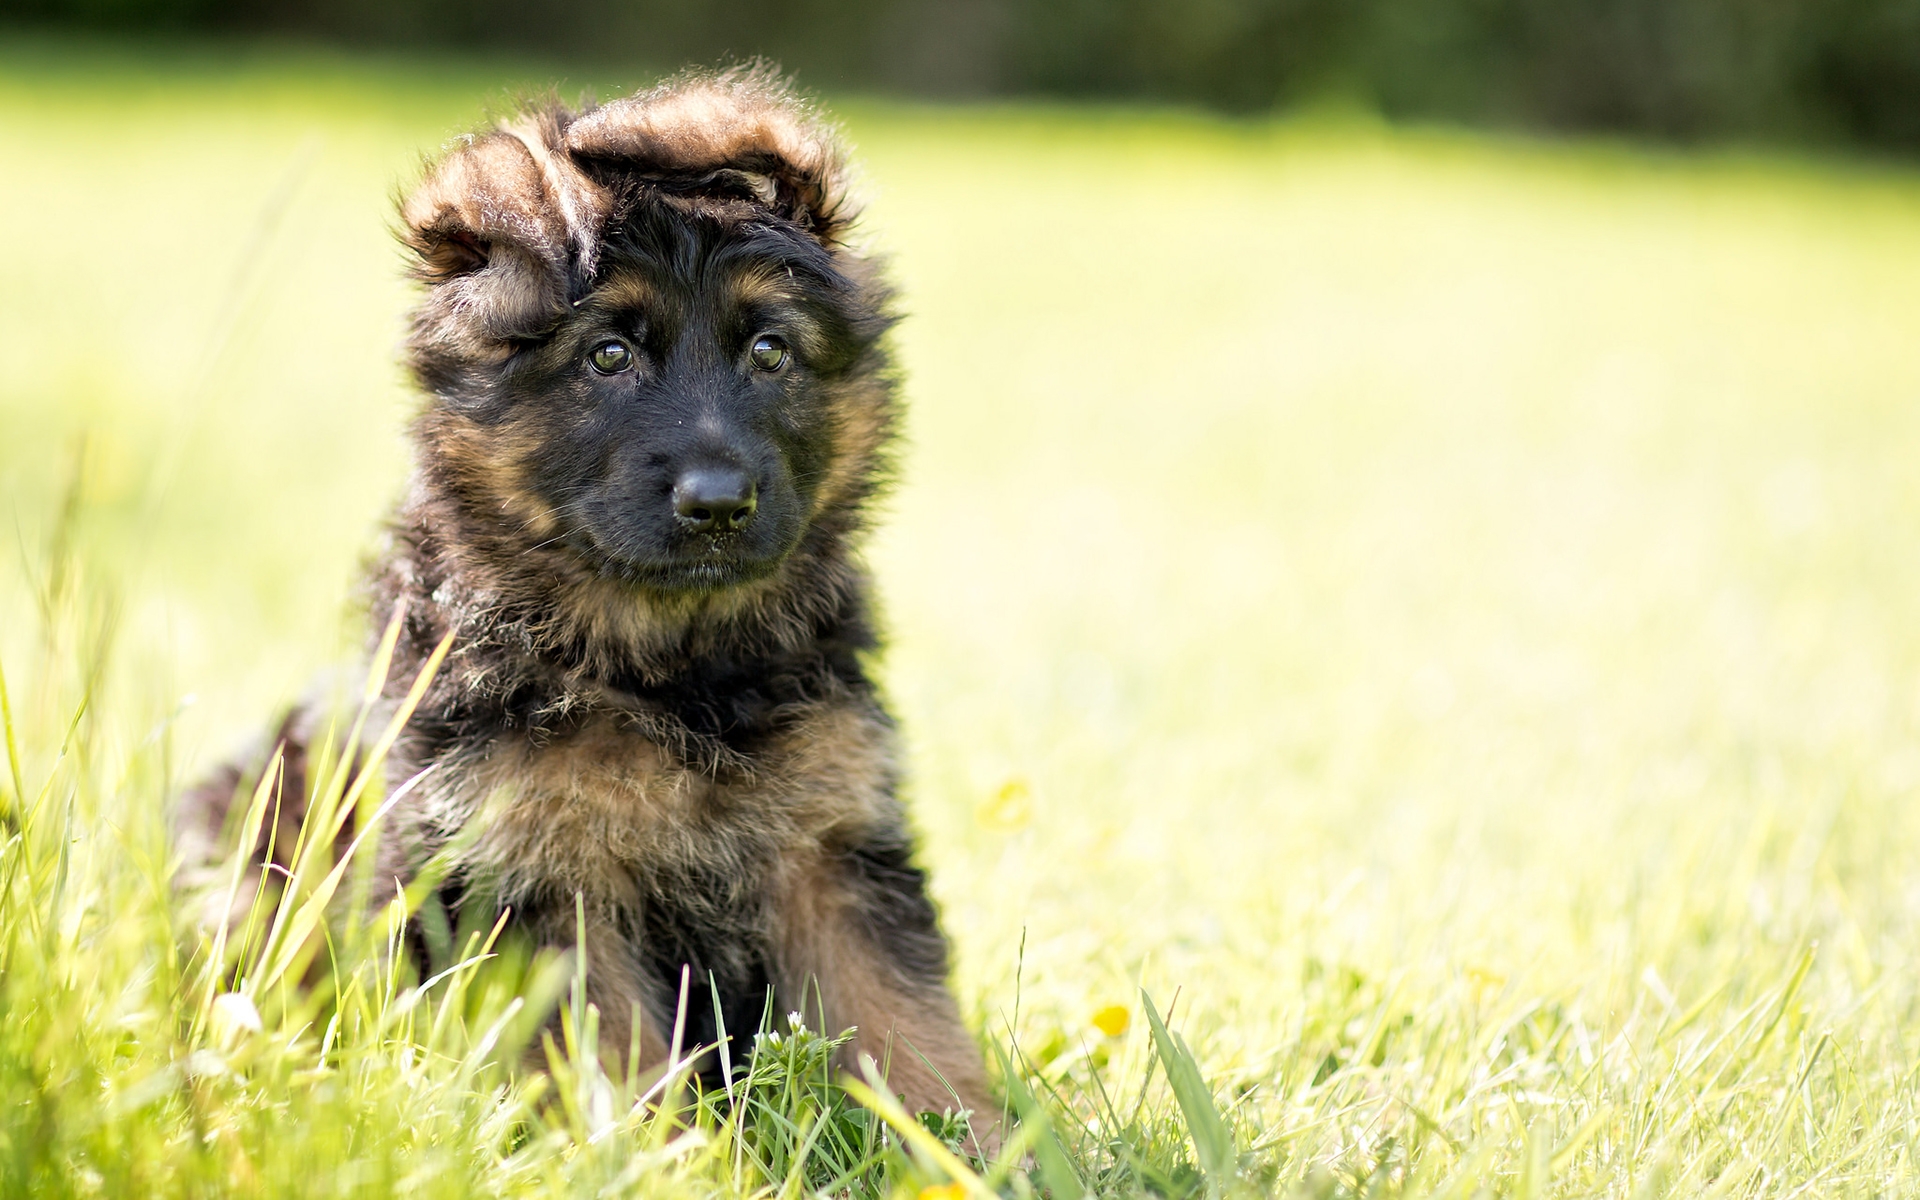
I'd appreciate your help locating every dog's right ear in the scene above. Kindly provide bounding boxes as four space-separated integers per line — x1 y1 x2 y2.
401 119 608 354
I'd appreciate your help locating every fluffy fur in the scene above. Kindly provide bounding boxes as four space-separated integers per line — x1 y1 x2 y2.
178 67 991 1119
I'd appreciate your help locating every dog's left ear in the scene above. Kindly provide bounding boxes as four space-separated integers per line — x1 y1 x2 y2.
562 70 858 247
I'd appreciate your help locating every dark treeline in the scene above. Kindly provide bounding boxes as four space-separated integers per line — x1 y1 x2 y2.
13 0 1920 150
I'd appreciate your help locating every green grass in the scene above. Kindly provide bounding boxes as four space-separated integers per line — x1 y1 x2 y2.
7 35 1920 1197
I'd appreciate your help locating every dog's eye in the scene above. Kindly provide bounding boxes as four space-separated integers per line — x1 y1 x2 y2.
749 334 789 372
589 340 633 374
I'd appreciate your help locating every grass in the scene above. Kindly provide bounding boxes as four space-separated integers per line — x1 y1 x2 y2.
6 34 1920 1197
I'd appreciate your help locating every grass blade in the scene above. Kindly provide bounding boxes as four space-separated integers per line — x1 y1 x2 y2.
992 1041 1086 1199
844 1060 997 1200
0 655 23 824
1141 988 1233 1187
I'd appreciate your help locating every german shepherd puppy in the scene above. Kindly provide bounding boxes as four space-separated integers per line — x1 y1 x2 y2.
177 68 991 1120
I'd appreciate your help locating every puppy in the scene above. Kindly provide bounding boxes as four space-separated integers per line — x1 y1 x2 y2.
178 68 991 1120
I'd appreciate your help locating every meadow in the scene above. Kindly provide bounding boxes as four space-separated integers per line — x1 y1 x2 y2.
5 36 1920 1197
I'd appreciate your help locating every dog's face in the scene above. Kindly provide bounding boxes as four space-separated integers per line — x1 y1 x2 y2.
400 77 893 604
443 203 875 592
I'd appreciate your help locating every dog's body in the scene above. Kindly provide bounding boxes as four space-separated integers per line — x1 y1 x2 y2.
177 71 989 1118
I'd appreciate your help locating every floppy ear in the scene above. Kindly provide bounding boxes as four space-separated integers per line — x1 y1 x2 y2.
562 69 858 246
401 117 608 352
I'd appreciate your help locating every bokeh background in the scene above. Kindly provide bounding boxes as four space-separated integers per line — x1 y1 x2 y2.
13 0 1920 147
6 6 1920 1192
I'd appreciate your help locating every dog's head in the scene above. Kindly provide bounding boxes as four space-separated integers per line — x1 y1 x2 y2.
399 70 894 606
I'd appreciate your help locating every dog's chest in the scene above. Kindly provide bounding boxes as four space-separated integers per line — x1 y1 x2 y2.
444 716 727 904
429 702 893 909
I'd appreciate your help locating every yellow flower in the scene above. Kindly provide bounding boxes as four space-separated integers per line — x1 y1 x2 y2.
1091 1004 1130 1038
975 778 1033 832
918 1183 968 1200
1465 966 1507 1003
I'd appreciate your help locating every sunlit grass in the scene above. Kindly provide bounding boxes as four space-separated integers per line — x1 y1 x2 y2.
6 36 1920 1196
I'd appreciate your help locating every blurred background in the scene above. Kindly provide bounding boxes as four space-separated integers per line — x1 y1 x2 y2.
5 6 1920 1185
10 0 1920 149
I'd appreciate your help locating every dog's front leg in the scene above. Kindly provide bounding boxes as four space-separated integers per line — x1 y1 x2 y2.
774 839 994 1124
517 899 673 1082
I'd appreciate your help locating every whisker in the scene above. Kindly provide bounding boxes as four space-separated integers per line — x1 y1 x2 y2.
526 527 585 553
520 496 592 552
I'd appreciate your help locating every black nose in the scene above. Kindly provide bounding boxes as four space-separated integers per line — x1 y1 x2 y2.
672 467 758 533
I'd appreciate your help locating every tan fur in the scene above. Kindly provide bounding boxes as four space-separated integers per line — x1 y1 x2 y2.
590 273 660 315
776 853 992 1114
399 702 893 937
430 421 565 543
383 693 992 1114
809 368 896 520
